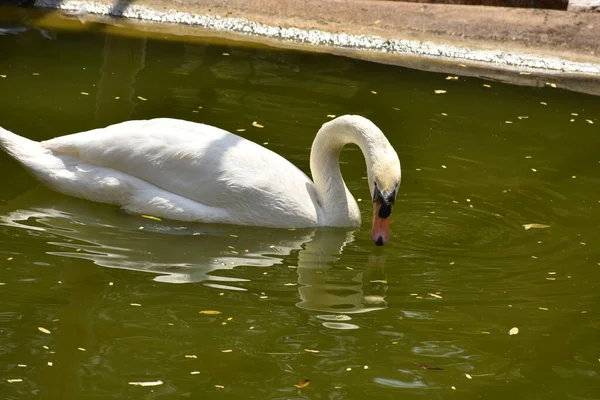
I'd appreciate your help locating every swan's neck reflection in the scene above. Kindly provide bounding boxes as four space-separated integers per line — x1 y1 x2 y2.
1 187 388 314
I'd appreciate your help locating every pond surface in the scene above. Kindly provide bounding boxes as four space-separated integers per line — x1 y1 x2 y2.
1 7 599 400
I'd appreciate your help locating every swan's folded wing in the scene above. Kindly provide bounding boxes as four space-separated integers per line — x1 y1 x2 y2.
42 118 320 226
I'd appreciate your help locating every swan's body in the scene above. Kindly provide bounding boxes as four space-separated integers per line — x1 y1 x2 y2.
0 115 401 244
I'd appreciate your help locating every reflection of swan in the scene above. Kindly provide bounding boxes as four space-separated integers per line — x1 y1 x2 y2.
0 187 387 314
0 115 401 245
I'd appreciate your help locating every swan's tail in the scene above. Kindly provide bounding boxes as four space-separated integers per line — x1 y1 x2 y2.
0 126 65 184
0 126 43 161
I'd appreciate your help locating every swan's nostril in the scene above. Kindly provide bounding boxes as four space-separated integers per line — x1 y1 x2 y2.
375 236 384 246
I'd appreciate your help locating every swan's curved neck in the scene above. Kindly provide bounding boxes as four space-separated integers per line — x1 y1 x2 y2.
309 115 392 226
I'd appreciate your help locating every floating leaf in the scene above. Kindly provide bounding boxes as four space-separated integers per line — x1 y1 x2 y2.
295 379 311 388
523 223 550 230
327 114 336 118
415 362 443 370
483 84 491 88
7 379 23 383
38 327 51 334
252 121 264 128
199 310 221 315
304 349 319 353
80 92 89 95
141 215 162 221
465 373 473 379
428 293 443 299
137 96 147 101
434 90 447 94
128 380 163 387
508 327 519 335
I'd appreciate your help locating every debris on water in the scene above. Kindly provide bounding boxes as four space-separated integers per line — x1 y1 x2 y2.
465 374 473 379
346 367 352 371
434 90 447 94
0 74 6 78
7 257 13 261
505 121 513 124
77 347 86 351
364 365 369 369
32 72 40 76
428 293 443 299
531 168 537 172
508 327 519 335
295 379 311 388
190 371 200 375
141 215 162 221
252 121 264 128
185 355 197 358
415 362 443 370
371 91 377 94
441 165 447 169
80 92 89 95
236 128 246 132
199 310 221 315
445 76 458 80
481 331 491 334
546 82 557 88
222 52 230 56
38 327 51 334
221 349 233 353
327 114 336 118
215 385 225 389
441 112 448 116
128 381 163 387
483 84 491 88
539 307 549 311
47 362 53 366
518 116 529 119
7 379 23 383
451 386 457 390
304 349 319 353
540 102 547 105
586 120 594 124
137 96 147 101
523 223 550 230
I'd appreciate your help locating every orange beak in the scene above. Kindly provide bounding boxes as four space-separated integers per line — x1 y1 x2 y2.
371 200 391 246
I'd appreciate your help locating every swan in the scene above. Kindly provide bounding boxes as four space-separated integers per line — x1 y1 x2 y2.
0 115 401 245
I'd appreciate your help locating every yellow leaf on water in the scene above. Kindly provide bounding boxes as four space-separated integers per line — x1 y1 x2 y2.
141 215 162 221
434 90 447 94
38 327 51 334
523 223 550 230
252 121 264 128
295 379 311 388
199 310 221 315
128 381 163 387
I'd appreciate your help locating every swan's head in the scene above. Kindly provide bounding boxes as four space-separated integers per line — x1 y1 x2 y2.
370 150 401 246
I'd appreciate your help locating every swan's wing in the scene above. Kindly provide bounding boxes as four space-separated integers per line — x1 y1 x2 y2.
42 119 320 226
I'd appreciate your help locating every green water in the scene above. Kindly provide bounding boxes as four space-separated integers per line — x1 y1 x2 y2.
1 8 599 400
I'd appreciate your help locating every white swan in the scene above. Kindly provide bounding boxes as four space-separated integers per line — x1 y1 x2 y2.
0 115 401 245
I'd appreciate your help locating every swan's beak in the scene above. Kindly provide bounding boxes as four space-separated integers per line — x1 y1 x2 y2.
371 186 395 246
